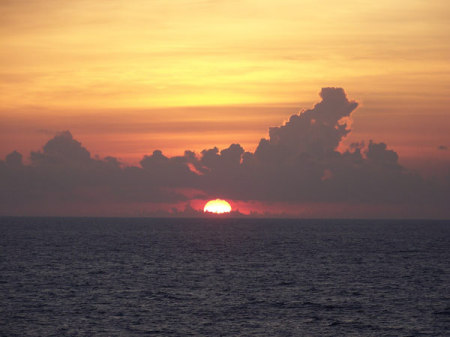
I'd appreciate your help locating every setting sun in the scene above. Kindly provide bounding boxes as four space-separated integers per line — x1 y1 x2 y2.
203 199 232 214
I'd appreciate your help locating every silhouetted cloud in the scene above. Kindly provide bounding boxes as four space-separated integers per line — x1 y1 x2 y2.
1 88 449 217
5 151 23 167
438 145 448 151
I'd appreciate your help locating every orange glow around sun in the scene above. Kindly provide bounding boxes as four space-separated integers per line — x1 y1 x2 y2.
203 199 232 214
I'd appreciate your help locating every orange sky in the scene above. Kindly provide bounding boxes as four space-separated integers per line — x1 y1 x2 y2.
1 0 449 175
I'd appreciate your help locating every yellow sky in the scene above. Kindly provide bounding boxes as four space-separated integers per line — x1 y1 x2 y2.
1 0 449 169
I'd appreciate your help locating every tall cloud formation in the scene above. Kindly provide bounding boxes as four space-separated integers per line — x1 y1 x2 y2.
1 88 448 217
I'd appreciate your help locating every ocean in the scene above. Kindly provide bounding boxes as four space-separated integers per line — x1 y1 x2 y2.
1 217 449 336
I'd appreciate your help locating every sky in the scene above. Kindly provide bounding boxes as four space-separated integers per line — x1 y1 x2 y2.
1 0 449 217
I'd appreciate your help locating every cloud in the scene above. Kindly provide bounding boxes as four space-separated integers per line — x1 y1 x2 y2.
189 88 436 205
257 87 358 159
5 150 23 167
1 88 448 217
30 130 91 165
438 145 448 151
0 131 188 214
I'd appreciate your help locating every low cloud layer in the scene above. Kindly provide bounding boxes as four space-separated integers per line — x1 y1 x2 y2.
1 88 448 217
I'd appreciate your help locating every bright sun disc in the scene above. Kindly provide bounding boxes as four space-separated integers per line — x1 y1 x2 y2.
203 199 232 214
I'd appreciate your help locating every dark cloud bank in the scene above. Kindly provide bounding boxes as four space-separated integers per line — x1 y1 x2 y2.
1 88 449 218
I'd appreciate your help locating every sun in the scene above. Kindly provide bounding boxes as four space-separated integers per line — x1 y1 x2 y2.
203 199 232 214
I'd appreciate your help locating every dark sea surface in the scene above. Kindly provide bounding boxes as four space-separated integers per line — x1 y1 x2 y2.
1 217 449 336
